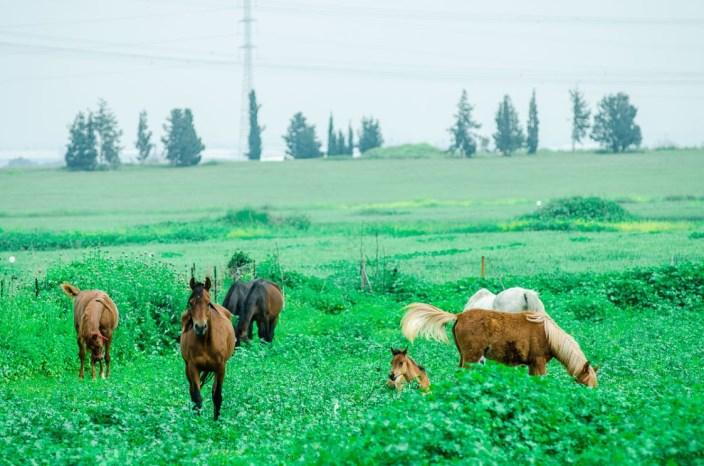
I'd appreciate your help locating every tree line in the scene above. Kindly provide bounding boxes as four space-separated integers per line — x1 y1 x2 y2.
448 88 642 157
65 88 642 170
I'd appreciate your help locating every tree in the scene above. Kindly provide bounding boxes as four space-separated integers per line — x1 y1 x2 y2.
135 110 154 163
526 90 539 154
247 90 263 160
347 124 354 155
65 111 98 170
493 95 524 156
448 89 481 157
326 114 336 157
591 92 642 153
358 116 383 153
569 87 591 152
93 99 122 168
283 112 322 159
336 129 346 155
162 108 205 166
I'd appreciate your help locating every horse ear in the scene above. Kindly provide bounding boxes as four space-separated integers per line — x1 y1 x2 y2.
593 365 600 373
189 277 196 290
204 277 212 290
390 347 399 355
401 348 408 355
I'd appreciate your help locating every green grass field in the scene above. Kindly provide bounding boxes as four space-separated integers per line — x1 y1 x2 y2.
1 150 703 464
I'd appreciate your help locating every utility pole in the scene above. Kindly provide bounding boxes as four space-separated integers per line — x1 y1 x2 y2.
238 0 254 159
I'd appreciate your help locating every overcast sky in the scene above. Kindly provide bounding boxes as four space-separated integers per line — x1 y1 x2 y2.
1 0 703 160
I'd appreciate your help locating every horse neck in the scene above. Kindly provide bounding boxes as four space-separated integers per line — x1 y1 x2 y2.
540 316 588 378
406 358 429 388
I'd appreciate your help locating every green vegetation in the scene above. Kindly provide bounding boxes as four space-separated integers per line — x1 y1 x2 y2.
1 152 703 464
448 90 481 158
162 108 205 166
493 95 524 156
363 143 446 159
247 90 263 160
358 116 384 154
284 112 323 159
591 93 642 153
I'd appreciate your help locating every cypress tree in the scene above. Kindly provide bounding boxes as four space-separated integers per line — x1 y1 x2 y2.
526 90 539 154
493 95 524 156
347 124 354 155
247 90 263 160
283 112 322 159
135 110 154 163
448 89 481 157
569 87 591 152
94 99 122 168
358 117 383 153
326 114 336 157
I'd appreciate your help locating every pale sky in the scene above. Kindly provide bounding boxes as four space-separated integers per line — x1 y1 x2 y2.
1 0 703 161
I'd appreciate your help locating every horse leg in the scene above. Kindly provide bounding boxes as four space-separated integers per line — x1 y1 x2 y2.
459 345 484 369
186 363 203 413
104 338 112 378
78 339 86 379
90 356 97 379
98 359 104 379
257 315 269 342
266 315 279 343
529 357 547 376
212 367 225 421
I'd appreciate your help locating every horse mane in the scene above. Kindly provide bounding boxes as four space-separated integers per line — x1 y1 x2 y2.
525 312 588 378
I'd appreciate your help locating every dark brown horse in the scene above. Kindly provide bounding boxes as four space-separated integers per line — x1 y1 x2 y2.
60 283 119 379
222 279 284 345
180 277 236 420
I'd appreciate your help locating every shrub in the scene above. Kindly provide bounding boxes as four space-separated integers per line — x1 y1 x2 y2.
525 196 632 222
227 249 255 279
221 207 271 225
561 293 616 321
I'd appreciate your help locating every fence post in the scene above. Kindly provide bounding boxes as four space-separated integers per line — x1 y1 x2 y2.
213 266 218 302
34 277 40 297
480 256 486 278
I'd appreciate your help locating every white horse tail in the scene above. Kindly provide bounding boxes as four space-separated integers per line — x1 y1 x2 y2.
401 303 458 344
523 290 545 312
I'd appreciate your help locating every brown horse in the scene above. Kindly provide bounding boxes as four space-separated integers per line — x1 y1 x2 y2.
223 279 284 345
60 283 119 379
180 277 236 420
402 304 598 387
387 348 430 392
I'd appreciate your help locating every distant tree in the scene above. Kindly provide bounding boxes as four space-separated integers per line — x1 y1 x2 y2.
247 90 263 160
65 111 98 170
162 108 205 166
569 87 591 152
346 124 354 155
590 93 642 153
283 112 322 159
493 95 524 156
448 89 481 157
135 110 154 163
526 89 539 154
326 114 337 157
336 129 346 155
93 99 122 168
358 116 383 153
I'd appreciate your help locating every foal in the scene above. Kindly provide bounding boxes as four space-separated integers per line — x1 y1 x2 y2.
60 283 119 379
386 348 430 392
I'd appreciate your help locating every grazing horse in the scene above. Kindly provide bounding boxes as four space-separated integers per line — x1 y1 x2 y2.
223 279 284 345
180 277 236 420
402 304 598 387
60 283 119 379
464 287 545 313
386 348 430 392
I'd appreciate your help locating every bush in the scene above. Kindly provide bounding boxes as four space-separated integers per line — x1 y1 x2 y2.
363 143 445 159
227 249 255 279
524 196 632 222
561 293 616 321
221 207 271 225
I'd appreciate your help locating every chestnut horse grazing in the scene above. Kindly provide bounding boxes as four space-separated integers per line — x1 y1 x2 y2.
180 277 235 420
387 348 430 392
60 283 119 379
402 304 598 387
223 279 284 345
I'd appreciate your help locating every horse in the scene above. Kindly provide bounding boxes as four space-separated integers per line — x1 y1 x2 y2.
401 304 598 387
464 287 545 313
223 279 284 345
60 283 119 379
386 348 430 392
180 277 236 420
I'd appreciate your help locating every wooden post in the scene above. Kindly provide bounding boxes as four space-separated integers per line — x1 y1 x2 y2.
480 256 486 278
213 266 218 302
34 277 40 297
191 263 196 280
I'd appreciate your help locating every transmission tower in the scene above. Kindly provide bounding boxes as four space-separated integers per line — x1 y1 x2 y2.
238 0 254 159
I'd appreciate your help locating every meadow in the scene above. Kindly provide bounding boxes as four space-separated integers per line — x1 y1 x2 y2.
1 149 703 465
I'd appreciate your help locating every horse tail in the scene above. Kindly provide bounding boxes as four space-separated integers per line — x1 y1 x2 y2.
523 290 545 312
525 312 587 377
401 303 458 344
60 282 80 298
200 371 213 387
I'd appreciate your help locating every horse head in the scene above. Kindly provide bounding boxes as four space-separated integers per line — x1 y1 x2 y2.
387 347 412 388
576 361 599 388
188 277 213 338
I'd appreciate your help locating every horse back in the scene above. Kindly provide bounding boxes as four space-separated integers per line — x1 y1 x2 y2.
73 290 117 332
